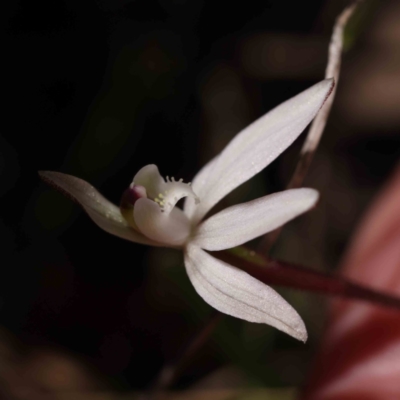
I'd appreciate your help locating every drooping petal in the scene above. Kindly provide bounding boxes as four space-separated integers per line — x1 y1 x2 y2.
184 245 307 341
191 188 319 251
190 79 334 224
134 198 191 246
39 171 160 246
134 164 199 214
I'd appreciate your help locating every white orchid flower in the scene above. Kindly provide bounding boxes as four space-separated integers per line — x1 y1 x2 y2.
40 79 333 342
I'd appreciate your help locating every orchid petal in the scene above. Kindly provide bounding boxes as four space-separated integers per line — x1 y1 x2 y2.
134 198 191 246
190 79 334 223
192 188 319 251
39 171 160 246
184 245 307 341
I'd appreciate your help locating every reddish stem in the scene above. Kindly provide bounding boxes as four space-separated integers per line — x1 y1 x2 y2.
215 249 400 310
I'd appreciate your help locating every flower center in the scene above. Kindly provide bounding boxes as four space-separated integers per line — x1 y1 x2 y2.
119 164 200 233
152 176 199 214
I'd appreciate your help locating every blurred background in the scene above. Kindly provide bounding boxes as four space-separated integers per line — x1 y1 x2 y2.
1 0 400 398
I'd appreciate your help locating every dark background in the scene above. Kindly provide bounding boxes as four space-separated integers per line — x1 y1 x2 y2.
1 0 399 395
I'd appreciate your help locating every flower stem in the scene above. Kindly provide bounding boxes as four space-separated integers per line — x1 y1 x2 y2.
259 0 363 255
216 248 400 311
147 311 222 400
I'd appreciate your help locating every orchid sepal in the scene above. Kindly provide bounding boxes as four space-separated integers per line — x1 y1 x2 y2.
38 171 162 246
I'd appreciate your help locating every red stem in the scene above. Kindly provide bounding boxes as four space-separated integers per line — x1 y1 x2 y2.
215 250 400 310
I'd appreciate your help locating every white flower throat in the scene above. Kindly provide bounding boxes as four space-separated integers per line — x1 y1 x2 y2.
153 176 199 214
119 164 200 246
121 165 199 214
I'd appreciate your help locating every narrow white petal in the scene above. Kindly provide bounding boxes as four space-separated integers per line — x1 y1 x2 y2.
192 188 319 251
191 79 334 223
39 171 159 246
134 198 190 247
184 245 307 341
